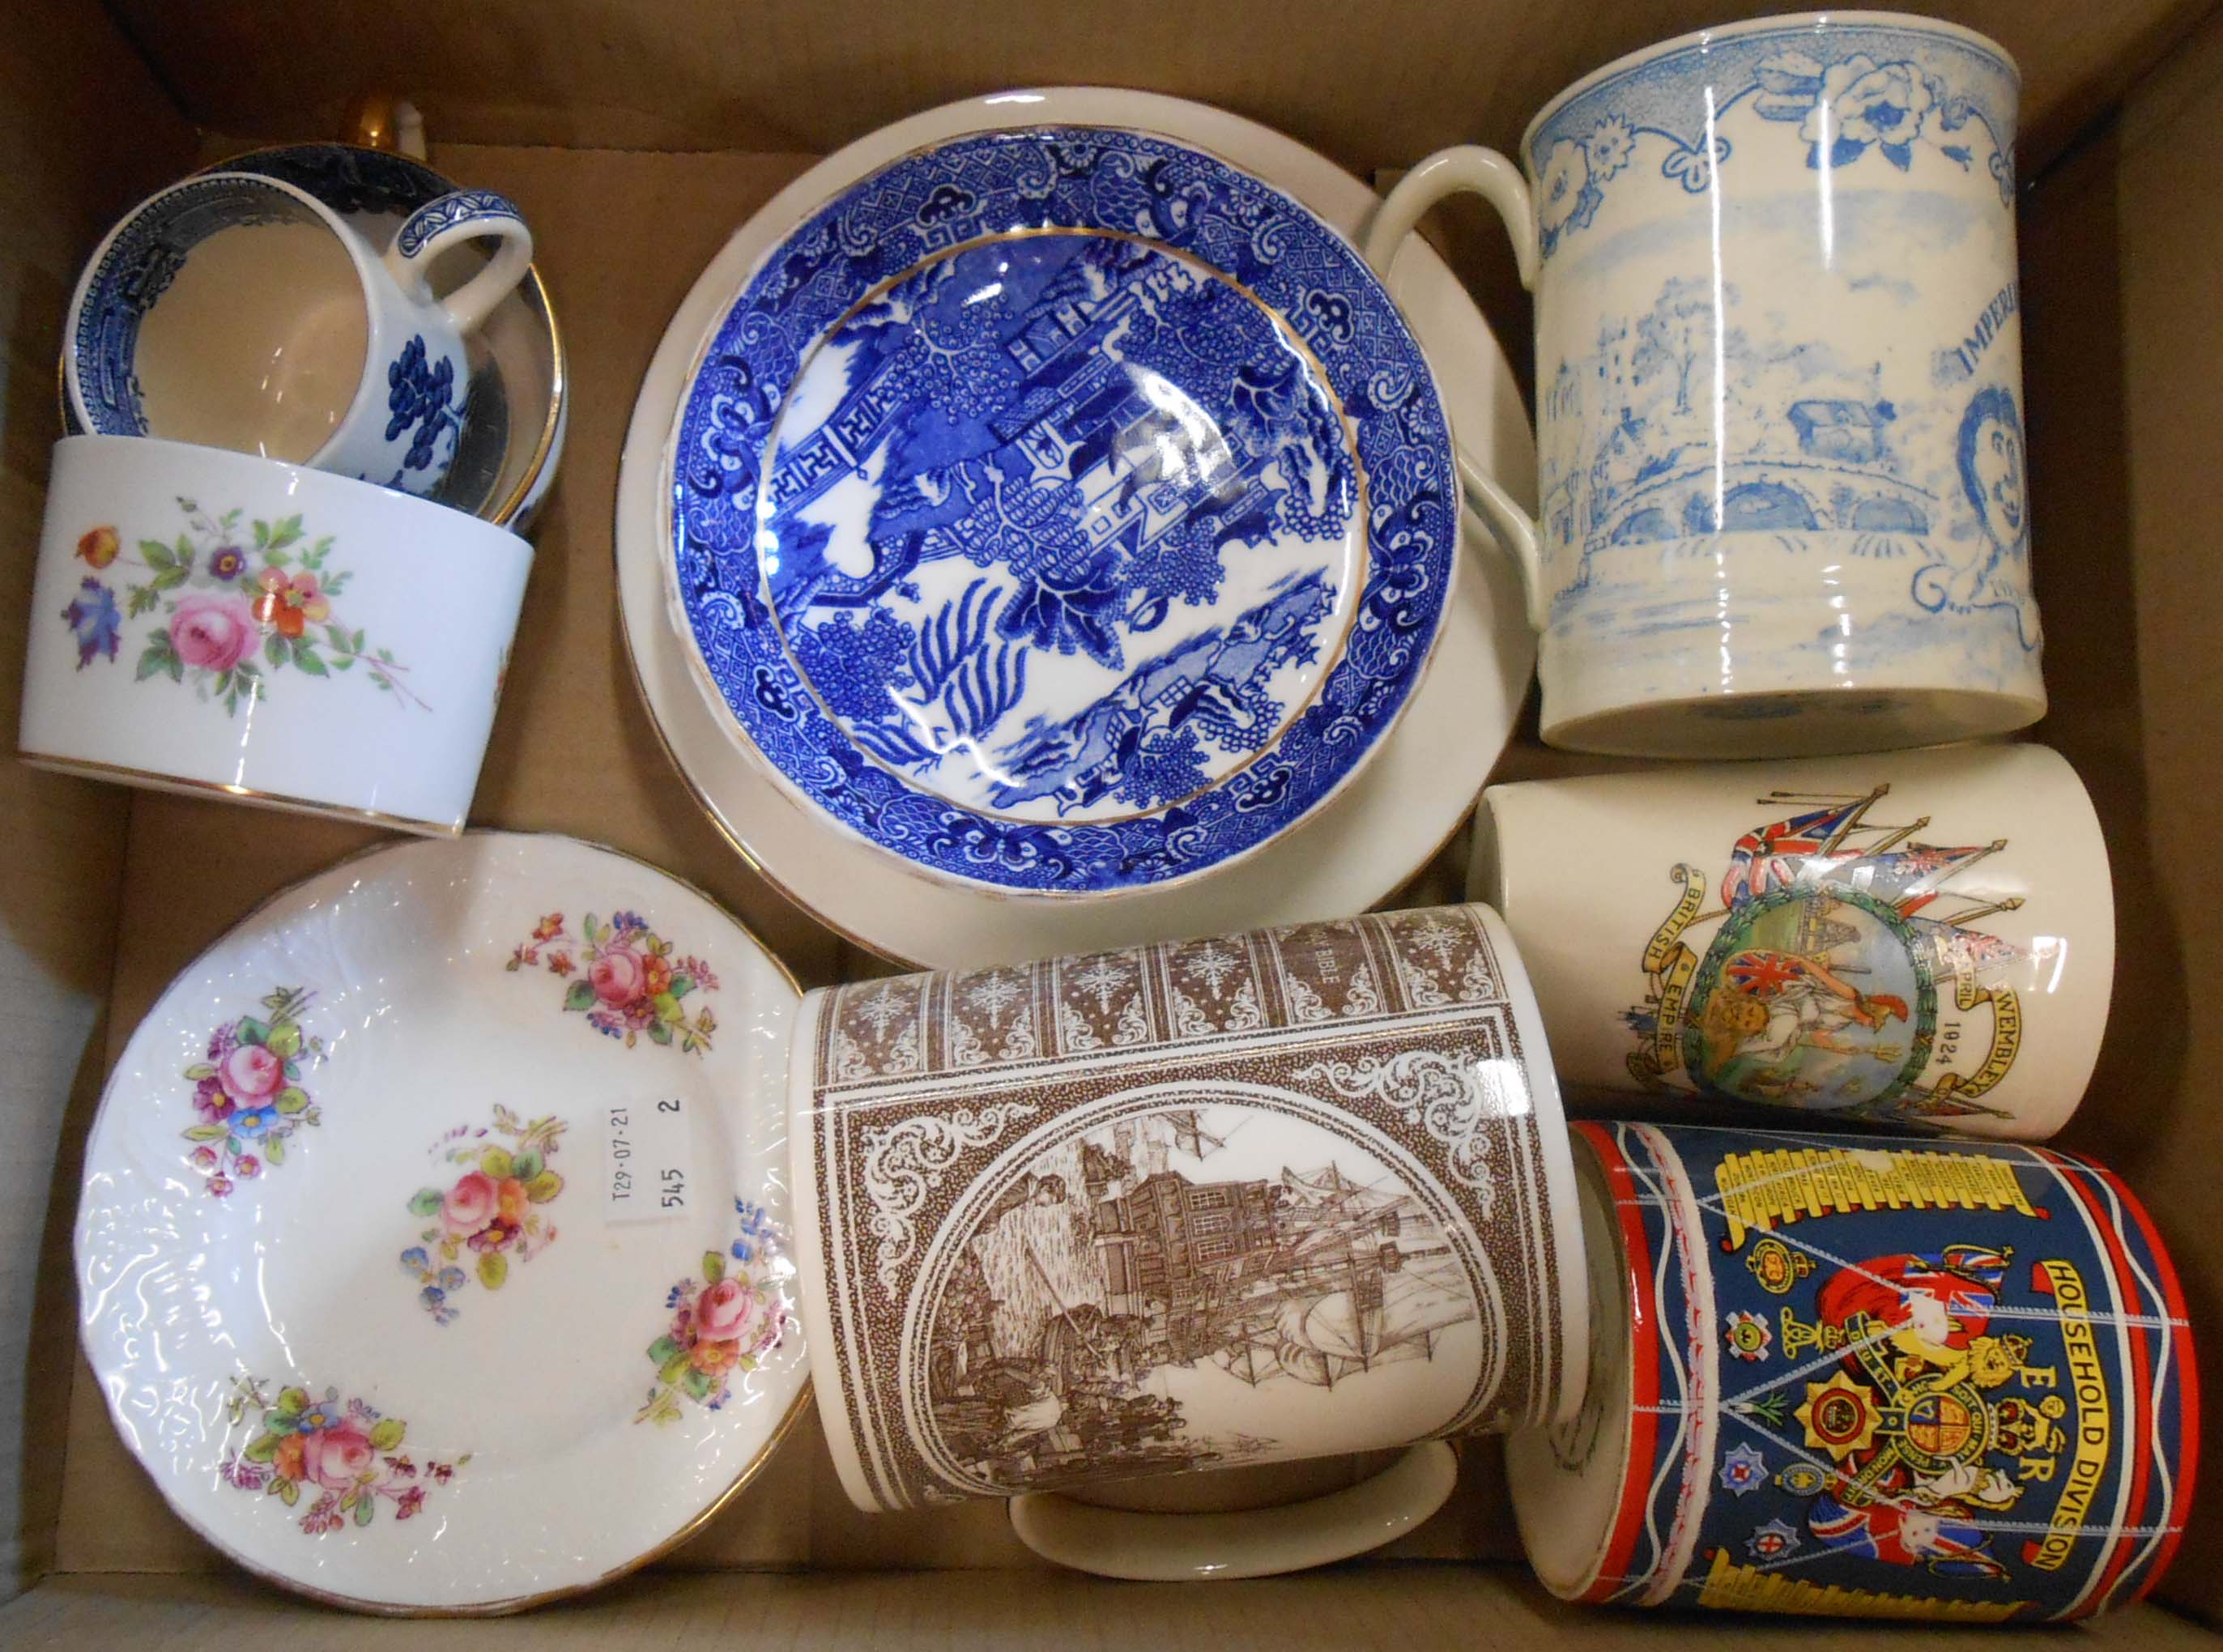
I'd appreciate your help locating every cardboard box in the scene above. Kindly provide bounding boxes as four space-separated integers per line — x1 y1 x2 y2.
3 0 2217 1639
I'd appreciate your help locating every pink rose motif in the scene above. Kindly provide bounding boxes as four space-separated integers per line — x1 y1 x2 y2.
234 1155 261 1179
590 947 648 1007
221 1042 284 1100
300 1424 375 1491
441 1169 499 1236
169 592 257 672
696 1276 777 1354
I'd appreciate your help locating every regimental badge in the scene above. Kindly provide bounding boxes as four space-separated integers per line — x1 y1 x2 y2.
1724 1309 1774 1362
1719 1442 1769 1496
1748 1518 1803 1560
1747 1236 1815 1294
1777 1462 1829 1497
1622 783 2029 1128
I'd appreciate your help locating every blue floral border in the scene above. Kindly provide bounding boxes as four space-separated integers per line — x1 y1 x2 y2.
668 127 1457 894
1525 21 2019 259
74 177 310 437
396 189 525 258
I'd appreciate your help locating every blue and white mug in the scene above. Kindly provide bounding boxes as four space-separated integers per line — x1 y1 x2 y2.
66 171 532 497
1365 13 2044 758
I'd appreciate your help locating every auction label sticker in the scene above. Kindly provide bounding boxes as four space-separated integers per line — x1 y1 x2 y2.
603 1097 696 1224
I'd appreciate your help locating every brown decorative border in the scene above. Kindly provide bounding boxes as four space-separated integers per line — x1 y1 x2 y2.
804 905 1568 1509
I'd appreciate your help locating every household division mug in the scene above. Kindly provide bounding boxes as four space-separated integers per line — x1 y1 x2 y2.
1510 1122 2194 1620
1471 743 2112 1139
1365 12 2045 757
66 170 532 496
788 905 1586 1564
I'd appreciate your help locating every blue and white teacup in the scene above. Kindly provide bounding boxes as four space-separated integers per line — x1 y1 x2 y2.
1366 13 2043 758
65 170 532 497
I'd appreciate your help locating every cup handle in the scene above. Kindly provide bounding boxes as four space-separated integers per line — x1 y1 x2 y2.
383 189 534 336
1006 1441 1459 1582
1363 147 1548 634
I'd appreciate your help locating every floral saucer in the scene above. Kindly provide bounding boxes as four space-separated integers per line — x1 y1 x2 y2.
74 834 806 1613
668 123 1460 895
620 88 1536 965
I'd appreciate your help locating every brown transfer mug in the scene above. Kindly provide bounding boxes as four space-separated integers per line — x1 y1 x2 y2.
786 904 1589 1570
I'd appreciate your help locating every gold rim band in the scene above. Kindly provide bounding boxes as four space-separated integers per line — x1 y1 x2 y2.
18 749 466 837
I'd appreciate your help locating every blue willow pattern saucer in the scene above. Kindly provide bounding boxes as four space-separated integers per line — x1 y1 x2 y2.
671 128 1456 893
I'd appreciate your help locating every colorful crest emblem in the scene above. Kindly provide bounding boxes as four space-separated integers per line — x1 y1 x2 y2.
1748 1518 1803 1560
1767 1241 2070 1583
1724 1309 1774 1362
1778 1461 1829 1497
1625 782 2026 1127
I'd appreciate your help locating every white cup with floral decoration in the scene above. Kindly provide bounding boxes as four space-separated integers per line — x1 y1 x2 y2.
18 436 531 832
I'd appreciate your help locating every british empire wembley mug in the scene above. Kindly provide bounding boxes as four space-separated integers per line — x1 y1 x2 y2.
1365 12 2045 757
1471 743 2111 1139
788 905 1586 1557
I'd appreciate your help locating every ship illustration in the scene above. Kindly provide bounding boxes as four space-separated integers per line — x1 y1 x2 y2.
1206 1166 1475 1390
926 1108 1477 1489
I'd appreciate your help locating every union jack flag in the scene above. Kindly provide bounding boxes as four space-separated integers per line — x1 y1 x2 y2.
1723 950 1814 998
1809 1495 2004 1577
1817 1245 2009 1348
1899 1245 2011 1321
1835 843 1998 916
1914 921 2022 980
1719 800 1871 909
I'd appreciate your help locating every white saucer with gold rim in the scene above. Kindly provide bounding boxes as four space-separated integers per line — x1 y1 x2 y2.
74 833 806 1614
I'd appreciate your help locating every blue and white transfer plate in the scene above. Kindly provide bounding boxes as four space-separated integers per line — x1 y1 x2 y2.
669 127 1459 895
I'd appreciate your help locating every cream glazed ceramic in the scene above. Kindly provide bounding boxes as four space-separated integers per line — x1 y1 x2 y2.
788 905 1587 1547
75 834 809 1614
1008 1439 1459 1579
19 436 531 832
1369 13 2044 756
1471 743 2112 1139
615 85 1538 966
